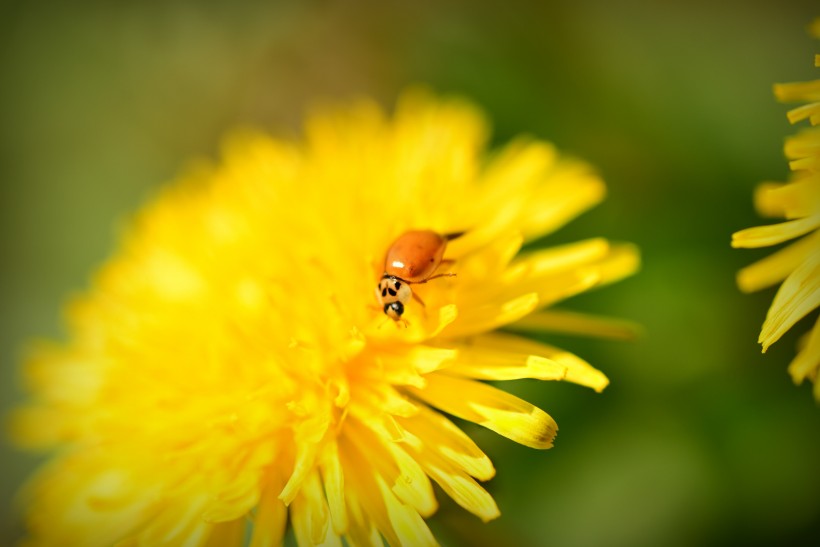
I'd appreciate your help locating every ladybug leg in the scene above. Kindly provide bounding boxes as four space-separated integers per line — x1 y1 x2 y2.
423 259 456 283
412 271 457 284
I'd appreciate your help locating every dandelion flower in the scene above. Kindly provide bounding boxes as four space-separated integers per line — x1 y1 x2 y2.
10 90 639 546
732 19 820 399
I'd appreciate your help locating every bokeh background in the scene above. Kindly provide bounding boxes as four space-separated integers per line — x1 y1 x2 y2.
2 1 820 545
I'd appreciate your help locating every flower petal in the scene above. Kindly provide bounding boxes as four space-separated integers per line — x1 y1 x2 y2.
464 332 609 392
376 476 438 547
510 309 643 340
732 214 820 248
140 496 210 546
737 232 820 292
504 238 613 282
788 315 820 385
339 436 437 547
396 405 495 481
406 373 557 449
433 342 569 382
423 462 499 522
291 470 332 547
785 130 820 168
318 441 348 535
518 162 606 240
460 141 558 251
249 477 287 547
760 254 820 351
752 182 790 218
344 419 437 517
203 519 245 547
459 240 639 318
753 177 820 219
279 442 320 506
442 293 540 339
343 489 384 547
774 80 820 104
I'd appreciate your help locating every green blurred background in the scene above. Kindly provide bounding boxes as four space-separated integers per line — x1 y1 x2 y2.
2 1 820 545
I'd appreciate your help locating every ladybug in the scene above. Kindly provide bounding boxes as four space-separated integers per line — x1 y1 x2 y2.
376 230 463 323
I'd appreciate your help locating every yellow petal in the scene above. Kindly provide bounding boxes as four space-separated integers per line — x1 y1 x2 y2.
407 373 557 449
377 345 457 376
376 476 438 547
421 459 499 522
582 243 641 289
752 182 789 218
434 342 569 382
737 232 820 292
760 255 820 351
343 419 437 517
790 154 820 172
203 519 244 547
396 405 495 481
384 444 439 518
342 487 384 547
510 309 643 340
732 214 820 248
7 405 73 449
249 475 288 547
784 130 820 163
395 411 498 521
140 496 210 546
752 177 820 219
504 238 612 281
774 80 820 103
519 163 606 240
291 470 331 547
279 411 331 504
338 437 402 547
447 229 522 270
466 332 609 392
788 315 820 384
318 441 348 535
202 443 276 524
462 141 558 251
348 380 420 419
483 242 638 312
442 293 540 339
279 441 319 506
446 239 612 328
784 101 820 124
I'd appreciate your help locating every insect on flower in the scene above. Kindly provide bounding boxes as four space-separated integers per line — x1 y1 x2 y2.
8 91 641 547
376 229 463 323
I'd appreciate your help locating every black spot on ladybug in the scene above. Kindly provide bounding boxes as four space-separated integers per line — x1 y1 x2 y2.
394 281 401 290
388 288 397 297
381 288 387 297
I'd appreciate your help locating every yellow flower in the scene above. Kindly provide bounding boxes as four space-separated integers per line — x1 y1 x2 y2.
732 19 820 400
11 90 639 546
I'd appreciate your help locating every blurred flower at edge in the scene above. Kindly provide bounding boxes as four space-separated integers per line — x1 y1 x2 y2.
8 90 639 546
733 19 820 401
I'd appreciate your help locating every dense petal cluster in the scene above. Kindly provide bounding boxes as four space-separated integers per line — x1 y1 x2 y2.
11 91 638 546
732 20 820 399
